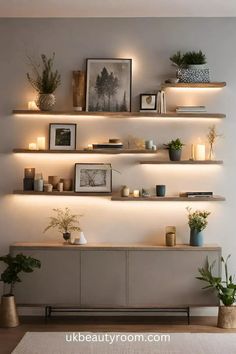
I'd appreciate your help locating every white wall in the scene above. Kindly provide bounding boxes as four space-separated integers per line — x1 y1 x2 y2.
0 18 235 312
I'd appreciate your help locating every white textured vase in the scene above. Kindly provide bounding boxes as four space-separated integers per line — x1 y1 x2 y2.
36 94 56 111
78 231 87 245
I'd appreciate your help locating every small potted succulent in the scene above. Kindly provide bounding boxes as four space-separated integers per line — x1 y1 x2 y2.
170 50 209 83
186 207 211 246
197 255 236 328
27 53 61 111
0 253 41 327
44 208 82 244
164 138 184 161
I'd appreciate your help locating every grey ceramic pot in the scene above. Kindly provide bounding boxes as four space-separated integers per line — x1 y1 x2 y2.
169 149 182 161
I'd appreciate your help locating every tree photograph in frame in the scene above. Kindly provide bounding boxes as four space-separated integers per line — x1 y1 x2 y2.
49 124 77 150
74 163 112 193
86 58 132 112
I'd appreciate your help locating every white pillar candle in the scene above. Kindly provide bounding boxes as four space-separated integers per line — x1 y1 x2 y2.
28 101 38 110
133 190 140 198
190 144 195 160
195 144 206 160
37 137 46 150
29 143 37 150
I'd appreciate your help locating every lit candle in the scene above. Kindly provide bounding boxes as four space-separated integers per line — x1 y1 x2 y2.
133 190 140 198
87 144 93 150
29 143 37 150
28 101 38 110
195 144 206 160
37 137 46 150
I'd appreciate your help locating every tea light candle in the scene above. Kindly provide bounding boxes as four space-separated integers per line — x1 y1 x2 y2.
37 137 46 150
28 101 38 110
133 190 140 198
195 144 206 160
29 143 37 150
24 168 35 179
87 144 93 150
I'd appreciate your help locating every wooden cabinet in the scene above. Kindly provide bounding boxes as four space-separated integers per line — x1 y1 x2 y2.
81 251 126 307
12 249 80 305
11 243 221 308
128 250 220 307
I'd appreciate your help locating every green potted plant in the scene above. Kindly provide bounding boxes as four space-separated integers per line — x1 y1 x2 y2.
164 138 184 161
0 253 41 327
186 207 211 246
44 208 82 244
27 53 61 111
170 50 209 83
197 255 236 328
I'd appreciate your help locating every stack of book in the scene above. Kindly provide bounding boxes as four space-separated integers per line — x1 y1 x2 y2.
176 106 207 113
180 192 213 198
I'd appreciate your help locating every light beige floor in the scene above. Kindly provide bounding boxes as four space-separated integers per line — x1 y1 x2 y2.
1 316 236 354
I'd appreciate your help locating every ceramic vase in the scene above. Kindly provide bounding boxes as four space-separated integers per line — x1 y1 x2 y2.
36 94 56 111
190 229 203 247
0 295 19 328
169 149 182 161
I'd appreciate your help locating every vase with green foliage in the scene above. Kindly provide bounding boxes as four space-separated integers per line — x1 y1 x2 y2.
0 253 41 327
27 53 61 111
164 138 184 161
44 208 82 243
170 50 209 83
197 255 236 328
187 207 210 246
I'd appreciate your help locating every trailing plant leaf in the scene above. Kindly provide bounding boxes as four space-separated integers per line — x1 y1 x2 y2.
27 53 61 94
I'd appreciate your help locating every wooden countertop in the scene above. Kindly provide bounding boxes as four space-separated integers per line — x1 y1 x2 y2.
10 242 221 251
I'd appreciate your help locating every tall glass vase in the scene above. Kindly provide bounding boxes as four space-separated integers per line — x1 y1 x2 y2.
208 144 215 161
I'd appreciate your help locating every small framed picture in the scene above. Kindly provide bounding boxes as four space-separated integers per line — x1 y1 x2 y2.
140 94 157 111
86 58 132 112
49 124 77 150
74 163 112 194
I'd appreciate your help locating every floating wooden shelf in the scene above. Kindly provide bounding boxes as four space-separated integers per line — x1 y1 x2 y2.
12 110 226 119
139 160 223 165
111 195 225 202
13 149 157 155
161 82 226 89
13 190 112 196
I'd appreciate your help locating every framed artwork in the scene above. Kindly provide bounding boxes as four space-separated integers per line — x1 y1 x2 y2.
74 163 112 193
140 94 157 111
49 124 77 150
86 58 132 112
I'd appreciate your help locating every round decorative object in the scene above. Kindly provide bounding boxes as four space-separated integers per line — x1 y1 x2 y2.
169 149 182 161
190 229 203 247
36 94 56 111
217 306 236 329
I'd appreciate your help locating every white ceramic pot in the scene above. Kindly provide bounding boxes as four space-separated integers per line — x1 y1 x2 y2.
71 231 87 245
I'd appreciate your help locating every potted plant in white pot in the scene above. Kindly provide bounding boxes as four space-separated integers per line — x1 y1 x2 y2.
186 207 211 246
0 253 41 327
170 50 209 83
164 138 184 161
197 255 236 328
44 208 86 244
27 53 61 111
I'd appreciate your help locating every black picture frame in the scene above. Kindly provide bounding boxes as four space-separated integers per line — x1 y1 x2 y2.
140 94 157 111
49 123 77 150
74 163 112 194
86 58 132 112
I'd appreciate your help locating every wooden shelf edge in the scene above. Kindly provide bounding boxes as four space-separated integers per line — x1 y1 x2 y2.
111 195 225 202
12 110 226 119
13 190 112 197
139 160 223 165
161 82 226 88
12 149 157 155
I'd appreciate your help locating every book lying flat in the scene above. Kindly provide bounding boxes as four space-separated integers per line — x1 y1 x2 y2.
180 192 213 197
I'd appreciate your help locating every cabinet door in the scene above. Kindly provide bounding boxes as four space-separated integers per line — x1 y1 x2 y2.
128 250 220 307
13 249 80 305
81 251 126 307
